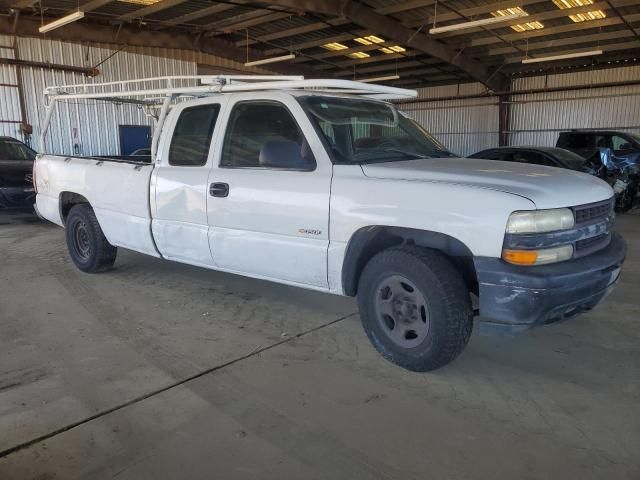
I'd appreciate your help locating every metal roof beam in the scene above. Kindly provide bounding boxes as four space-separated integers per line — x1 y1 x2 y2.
333 59 432 76
10 0 38 8
344 1 506 90
161 3 237 26
211 11 292 33
257 0 507 90
373 0 436 16
117 0 189 22
264 32 355 55
237 18 348 47
76 0 114 13
313 52 408 70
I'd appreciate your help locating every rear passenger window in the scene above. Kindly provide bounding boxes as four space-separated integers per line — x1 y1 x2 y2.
221 101 312 168
169 104 220 166
565 134 594 149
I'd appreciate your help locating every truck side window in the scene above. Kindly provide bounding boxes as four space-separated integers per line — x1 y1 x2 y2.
169 104 220 166
221 101 314 169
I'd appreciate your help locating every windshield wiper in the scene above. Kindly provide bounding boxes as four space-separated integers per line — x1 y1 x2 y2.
380 147 435 159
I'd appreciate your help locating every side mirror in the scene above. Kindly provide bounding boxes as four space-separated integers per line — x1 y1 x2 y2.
259 140 313 170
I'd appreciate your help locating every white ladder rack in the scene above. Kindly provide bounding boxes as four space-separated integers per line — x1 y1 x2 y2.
43 75 417 103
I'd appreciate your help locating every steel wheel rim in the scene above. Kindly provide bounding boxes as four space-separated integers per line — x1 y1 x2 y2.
373 274 430 348
73 221 91 260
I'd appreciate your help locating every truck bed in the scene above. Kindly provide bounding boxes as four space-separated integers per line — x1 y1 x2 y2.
34 153 159 257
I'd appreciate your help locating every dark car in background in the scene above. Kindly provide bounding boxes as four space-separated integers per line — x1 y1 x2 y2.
468 146 588 172
557 130 640 160
0 136 37 210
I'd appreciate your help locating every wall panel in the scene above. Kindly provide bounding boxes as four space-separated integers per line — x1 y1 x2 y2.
398 82 499 156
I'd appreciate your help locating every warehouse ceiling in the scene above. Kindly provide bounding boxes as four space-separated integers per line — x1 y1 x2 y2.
1 0 640 90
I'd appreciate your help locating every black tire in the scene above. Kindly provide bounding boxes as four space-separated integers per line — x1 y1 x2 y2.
65 204 117 273
357 246 472 372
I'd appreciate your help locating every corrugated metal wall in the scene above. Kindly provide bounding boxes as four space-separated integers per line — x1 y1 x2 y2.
398 82 499 156
0 35 270 156
0 35 197 155
509 65 640 147
0 37 22 138
398 65 640 156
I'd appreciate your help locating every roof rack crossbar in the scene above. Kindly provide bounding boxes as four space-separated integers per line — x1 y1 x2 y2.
43 75 417 103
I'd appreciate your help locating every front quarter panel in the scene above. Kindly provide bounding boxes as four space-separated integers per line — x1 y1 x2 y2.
327 165 535 293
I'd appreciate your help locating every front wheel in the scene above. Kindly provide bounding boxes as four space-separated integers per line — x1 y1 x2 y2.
357 247 472 372
65 204 117 273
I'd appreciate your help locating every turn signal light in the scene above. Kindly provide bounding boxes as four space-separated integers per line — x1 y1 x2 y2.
502 249 538 265
503 245 574 265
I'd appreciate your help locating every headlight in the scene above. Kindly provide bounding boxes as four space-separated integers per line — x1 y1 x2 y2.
506 208 574 234
502 245 574 266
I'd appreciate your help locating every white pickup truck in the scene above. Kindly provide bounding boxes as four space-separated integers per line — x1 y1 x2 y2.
34 76 626 371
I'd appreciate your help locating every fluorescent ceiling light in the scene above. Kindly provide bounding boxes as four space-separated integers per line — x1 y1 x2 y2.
522 49 603 64
347 52 370 59
358 75 400 83
552 0 595 8
322 42 348 51
569 10 606 22
430 10 527 34
491 7 544 32
380 45 406 54
550 0 605 23
244 53 295 67
354 35 385 45
39 10 85 33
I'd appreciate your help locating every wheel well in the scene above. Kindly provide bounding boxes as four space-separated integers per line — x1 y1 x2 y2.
342 226 478 296
59 192 90 224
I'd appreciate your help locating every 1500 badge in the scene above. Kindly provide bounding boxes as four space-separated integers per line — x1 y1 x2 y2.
299 228 322 236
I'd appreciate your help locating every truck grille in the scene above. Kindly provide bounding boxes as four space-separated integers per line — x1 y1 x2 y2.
574 199 613 225
572 198 614 258
575 233 611 257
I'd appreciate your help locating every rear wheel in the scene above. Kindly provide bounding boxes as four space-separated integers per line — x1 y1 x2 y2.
65 204 117 273
357 246 472 371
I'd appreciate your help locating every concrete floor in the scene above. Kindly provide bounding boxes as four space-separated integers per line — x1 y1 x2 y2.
0 210 638 480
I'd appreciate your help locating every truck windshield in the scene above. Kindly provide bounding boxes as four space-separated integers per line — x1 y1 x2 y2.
299 96 453 164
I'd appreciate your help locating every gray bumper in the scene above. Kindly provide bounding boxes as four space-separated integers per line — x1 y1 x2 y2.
473 232 626 335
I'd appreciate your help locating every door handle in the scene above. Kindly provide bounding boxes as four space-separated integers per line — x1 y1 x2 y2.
209 182 229 197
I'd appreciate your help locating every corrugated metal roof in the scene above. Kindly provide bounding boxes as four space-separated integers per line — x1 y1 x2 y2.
4 0 640 88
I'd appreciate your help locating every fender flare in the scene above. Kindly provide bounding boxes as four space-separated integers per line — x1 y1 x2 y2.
341 226 477 296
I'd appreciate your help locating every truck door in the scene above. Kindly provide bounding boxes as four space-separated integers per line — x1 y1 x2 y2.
206 93 331 288
151 98 225 267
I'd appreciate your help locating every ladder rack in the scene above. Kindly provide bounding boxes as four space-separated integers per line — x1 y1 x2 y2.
40 75 417 157
44 75 417 103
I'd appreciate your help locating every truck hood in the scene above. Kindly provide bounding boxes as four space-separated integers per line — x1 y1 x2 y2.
361 157 613 209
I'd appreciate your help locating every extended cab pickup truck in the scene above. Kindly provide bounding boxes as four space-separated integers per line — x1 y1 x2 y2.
34 77 626 371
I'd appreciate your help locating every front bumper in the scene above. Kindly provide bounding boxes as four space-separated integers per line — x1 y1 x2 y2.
474 232 626 335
